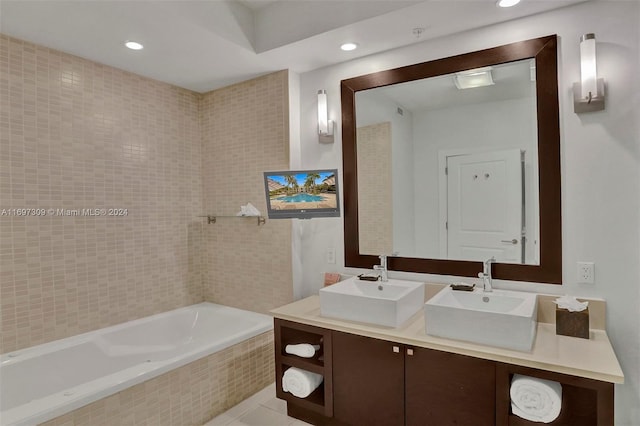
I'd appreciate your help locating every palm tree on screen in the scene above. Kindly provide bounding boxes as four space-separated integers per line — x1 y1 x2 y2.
305 173 320 193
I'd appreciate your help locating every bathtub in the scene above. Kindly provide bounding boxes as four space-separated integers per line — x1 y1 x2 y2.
0 302 273 425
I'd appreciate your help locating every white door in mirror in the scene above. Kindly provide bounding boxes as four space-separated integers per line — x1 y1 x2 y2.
446 149 523 263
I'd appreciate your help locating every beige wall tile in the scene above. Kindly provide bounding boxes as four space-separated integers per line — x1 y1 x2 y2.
0 35 204 353
200 71 293 313
0 34 292 355
356 122 393 255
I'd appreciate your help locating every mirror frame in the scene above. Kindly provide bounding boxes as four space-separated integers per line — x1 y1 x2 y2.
341 35 561 284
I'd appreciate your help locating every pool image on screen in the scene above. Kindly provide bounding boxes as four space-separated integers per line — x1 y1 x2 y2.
263 169 340 219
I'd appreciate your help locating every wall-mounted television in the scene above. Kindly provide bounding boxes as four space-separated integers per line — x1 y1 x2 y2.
263 169 340 219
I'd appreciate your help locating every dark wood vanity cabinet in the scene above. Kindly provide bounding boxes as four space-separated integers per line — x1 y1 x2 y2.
302 329 496 426
332 331 404 426
274 320 614 426
405 345 496 426
276 319 495 426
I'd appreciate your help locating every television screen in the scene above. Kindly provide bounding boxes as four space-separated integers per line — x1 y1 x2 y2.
263 169 340 219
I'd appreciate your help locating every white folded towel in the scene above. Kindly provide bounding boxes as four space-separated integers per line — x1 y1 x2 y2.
285 343 320 358
510 374 562 423
282 367 323 398
236 202 261 217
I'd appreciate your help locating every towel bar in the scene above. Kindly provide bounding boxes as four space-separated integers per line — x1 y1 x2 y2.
198 215 266 225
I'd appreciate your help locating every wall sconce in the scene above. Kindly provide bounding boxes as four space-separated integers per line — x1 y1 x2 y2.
573 33 605 113
317 90 334 143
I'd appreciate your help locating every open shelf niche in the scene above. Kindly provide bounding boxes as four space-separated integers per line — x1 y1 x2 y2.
274 319 333 417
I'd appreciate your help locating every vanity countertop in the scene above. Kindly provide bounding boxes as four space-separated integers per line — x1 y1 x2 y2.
271 294 624 384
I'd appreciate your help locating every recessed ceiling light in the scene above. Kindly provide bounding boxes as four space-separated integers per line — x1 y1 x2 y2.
340 42 358 51
125 41 144 50
496 0 521 7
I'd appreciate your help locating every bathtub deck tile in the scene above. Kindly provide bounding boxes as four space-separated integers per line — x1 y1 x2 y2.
37 330 274 426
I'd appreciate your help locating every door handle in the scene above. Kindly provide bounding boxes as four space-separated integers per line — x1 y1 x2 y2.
406 348 414 356
501 239 518 244
392 346 400 353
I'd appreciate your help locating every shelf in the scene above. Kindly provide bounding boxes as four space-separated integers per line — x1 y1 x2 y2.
507 413 597 426
278 383 326 415
498 365 611 426
280 354 324 375
274 318 333 418
507 384 599 426
199 215 266 225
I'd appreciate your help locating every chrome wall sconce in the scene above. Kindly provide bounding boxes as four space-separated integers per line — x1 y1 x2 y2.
317 89 334 143
573 33 605 113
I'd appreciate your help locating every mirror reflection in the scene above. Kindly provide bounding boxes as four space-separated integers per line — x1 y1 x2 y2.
355 59 540 265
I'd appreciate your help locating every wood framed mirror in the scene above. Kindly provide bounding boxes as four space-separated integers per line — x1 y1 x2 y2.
341 35 561 283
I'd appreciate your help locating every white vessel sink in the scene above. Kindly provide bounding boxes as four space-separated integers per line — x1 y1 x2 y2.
320 277 425 328
424 286 538 352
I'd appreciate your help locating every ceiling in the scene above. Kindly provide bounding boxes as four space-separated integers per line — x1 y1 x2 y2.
0 0 585 93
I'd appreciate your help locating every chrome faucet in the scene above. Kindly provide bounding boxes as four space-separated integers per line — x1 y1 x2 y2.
478 257 496 292
373 255 388 282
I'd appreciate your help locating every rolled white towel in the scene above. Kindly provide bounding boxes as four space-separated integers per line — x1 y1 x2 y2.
510 374 562 423
285 343 320 358
282 367 323 398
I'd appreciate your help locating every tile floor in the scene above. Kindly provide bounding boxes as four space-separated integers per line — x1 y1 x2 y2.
203 383 311 426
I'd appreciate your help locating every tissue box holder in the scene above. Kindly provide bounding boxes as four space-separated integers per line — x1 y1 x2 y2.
556 306 589 339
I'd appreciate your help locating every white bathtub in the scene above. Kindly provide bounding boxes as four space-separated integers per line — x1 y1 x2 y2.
0 302 272 426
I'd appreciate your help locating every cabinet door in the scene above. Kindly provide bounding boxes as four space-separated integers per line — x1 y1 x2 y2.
332 331 405 426
405 347 496 426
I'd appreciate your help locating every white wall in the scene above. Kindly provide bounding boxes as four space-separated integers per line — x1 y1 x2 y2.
412 97 539 262
295 2 640 424
288 70 304 301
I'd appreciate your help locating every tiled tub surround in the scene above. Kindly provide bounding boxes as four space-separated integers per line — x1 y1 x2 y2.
1 36 293 355
200 70 293 315
0 34 292 425
0 35 204 353
1 303 274 425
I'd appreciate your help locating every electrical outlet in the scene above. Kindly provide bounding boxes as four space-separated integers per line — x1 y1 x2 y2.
326 247 336 264
577 262 595 284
